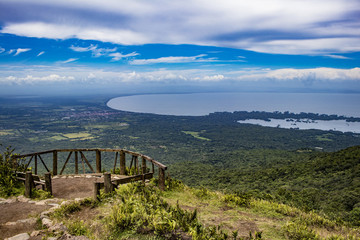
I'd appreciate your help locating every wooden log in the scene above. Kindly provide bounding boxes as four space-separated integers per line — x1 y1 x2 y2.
38 154 50 173
159 168 165 191
93 182 101 201
129 155 134 169
135 156 139 174
104 172 113 193
75 151 79 174
113 152 118 173
80 151 95 173
60 151 73 175
53 150 58 175
120 151 126 175
96 150 101 173
142 157 147 174
152 163 155 173
25 171 33 198
25 155 34 171
34 155 38 175
111 173 153 185
45 172 52 195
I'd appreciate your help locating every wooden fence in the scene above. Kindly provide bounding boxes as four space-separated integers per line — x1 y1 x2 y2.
12 148 167 190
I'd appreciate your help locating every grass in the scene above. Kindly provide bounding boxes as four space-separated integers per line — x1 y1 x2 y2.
42 179 360 240
182 131 211 141
50 135 68 141
63 132 92 139
0 130 12 136
316 134 334 142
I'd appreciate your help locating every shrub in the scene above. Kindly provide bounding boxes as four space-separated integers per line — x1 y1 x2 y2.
283 221 319 240
223 193 251 207
0 146 26 197
67 220 89 236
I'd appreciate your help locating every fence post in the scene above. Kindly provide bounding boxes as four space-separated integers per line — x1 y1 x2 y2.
120 151 126 175
34 155 38 175
142 157 147 174
25 171 33 198
104 172 113 193
159 168 165 191
45 172 52 195
96 150 101 173
93 182 101 201
53 150 58 176
75 151 78 174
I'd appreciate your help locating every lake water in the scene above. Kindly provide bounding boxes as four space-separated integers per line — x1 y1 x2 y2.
238 119 360 133
107 92 360 117
107 92 360 133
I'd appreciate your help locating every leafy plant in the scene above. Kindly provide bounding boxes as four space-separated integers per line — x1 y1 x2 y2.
67 220 89 236
0 145 26 197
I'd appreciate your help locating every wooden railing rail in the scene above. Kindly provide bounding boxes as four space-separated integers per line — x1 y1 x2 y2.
12 148 167 190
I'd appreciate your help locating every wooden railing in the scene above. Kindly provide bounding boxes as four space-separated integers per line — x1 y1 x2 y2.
12 148 167 190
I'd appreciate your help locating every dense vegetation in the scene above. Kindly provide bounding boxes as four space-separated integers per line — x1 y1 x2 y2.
48 180 359 239
1 95 360 229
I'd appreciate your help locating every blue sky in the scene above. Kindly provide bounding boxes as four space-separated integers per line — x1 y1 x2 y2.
0 0 359 95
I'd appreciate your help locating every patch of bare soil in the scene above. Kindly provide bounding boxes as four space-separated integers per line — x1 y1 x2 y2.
52 176 102 199
0 202 50 239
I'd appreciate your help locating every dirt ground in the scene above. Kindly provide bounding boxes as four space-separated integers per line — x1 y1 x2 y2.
0 176 101 239
0 202 50 239
52 176 102 199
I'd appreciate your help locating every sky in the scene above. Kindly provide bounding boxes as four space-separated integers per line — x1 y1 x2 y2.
0 0 360 96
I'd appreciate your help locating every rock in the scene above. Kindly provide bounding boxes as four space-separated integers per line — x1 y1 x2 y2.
58 233 90 240
30 230 41 237
48 203 60 208
74 198 82 202
40 210 52 219
74 175 81 178
28 200 36 204
16 195 30 203
0 198 15 205
17 218 37 225
49 222 68 232
35 200 48 205
48 237 58 240
5 233 30 240
85 175 92 178
42 217 53 228
5 221 17 226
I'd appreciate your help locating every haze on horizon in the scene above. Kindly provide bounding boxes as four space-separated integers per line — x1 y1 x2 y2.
0 0 359 96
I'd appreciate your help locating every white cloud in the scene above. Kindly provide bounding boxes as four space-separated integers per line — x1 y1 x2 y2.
37 51 45 57
70 44 118 57
237 67 360 82
1 65 359 87
14 48 31 56
61 58 78 63
2 74 75 84
0 0 359 54
0 47 5 53
130 54 215 65
108 52 139 61
324 54 352 60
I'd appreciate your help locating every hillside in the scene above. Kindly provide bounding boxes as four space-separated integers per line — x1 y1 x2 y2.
26 180 359 240
171 146 360 225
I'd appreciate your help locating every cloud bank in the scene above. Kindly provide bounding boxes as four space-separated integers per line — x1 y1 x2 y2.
1 66 359 86
0 0 359 55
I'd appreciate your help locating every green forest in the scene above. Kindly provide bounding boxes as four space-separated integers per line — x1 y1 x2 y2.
1 95 360 230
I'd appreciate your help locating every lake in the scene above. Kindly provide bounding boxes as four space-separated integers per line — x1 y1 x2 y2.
107 92 360 133
238 119 360 133
107 92 360 117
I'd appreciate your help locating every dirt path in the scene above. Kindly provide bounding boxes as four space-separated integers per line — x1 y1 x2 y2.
0 176 102 239
0 201 51 239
